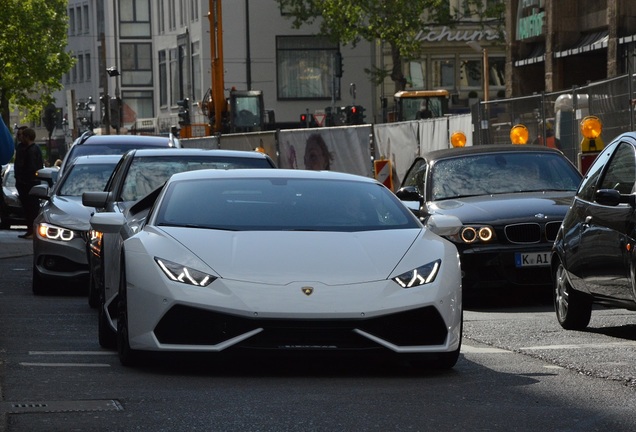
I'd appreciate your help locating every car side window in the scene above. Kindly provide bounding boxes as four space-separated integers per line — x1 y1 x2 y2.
401 159 427 195
577 142 617 202
597 143 636 196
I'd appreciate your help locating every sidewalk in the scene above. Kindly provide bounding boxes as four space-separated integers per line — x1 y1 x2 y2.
0 227 33 259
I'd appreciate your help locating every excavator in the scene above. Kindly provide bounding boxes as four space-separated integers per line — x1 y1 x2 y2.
201 0 267 134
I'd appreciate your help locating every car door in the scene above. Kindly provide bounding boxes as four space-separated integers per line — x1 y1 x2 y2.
576 140 636 301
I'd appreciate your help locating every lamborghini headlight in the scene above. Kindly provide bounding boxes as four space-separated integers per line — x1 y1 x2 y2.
37 223 76 241
155 257 216 287
392 259 441 288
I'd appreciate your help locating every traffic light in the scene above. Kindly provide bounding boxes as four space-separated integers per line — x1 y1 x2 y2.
345 105 366 125
299 112 316 128
110 97 122 130
177 98 191 126
334 52 343 78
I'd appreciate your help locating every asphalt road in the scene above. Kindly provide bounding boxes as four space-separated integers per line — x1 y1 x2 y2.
2 227 636 431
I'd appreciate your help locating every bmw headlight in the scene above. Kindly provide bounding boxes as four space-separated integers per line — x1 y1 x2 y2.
155 257 216 287
37 223 76 241
392 259 441 288
448 225 496 244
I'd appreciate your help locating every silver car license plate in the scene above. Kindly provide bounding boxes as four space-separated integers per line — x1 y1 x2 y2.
515 252 550 267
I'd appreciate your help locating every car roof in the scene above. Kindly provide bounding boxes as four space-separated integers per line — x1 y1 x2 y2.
421 144 565 161
68 154 123 165
72 133 179 147
124 148 272 159
168 168 376 183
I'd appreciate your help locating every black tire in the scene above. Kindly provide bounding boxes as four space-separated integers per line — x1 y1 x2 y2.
87 269 99 309
117 258 142 366
0 216 10 230
98 302 117 349
553 260 592 330
32 266 45 295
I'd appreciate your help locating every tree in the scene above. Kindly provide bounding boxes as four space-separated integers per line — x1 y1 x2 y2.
0 0 74 125
277 0 505 91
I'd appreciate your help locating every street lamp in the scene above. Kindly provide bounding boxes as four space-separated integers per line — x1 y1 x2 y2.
86 96 96 128
77 97 96 132
467 41 489 102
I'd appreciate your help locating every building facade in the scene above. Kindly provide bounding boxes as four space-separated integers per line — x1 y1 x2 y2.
508 0 636 95
58 0 375 141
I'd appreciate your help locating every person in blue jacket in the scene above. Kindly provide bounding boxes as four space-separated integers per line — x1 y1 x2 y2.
0 116 15 164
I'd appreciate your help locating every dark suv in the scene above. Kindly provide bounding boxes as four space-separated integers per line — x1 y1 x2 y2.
54 132 181 182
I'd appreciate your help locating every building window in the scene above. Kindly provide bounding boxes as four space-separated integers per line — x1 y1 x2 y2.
78 54 84 82
83 5 90 34
85 53 91 82
408 61 427 88
192 41 201 102
170 48 180 104
190 0 199 21
71 56 78 83
169 0 176 31
159 0 165 34
120 43 153 86
276 36 340 100
77 7 83 33
459 57 505 89
159 50 168 107
69 8 76 35
122 90 154 120
180 0 186 27
431 58 456 88
119 0 151 38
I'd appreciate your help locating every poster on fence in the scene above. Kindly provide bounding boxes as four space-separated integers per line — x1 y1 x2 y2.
278 125 373 177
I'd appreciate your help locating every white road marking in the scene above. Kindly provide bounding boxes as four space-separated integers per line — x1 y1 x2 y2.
461 344 512 354
20 363 111 367
28 351 116 356
520 341 636 350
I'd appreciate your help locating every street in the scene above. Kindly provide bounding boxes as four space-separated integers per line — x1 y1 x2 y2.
1 228 636 431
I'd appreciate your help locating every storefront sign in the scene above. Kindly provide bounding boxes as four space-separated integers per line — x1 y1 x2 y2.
516 0 545 41
415 26 501 43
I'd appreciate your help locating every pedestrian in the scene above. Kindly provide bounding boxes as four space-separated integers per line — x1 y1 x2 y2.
13 127 43 239
0 115 15 165
533 120 561 149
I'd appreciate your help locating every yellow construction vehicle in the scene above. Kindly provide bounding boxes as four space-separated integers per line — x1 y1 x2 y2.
201 0 266 134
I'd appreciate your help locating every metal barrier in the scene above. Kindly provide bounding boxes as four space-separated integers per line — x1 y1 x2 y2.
475 73 636 166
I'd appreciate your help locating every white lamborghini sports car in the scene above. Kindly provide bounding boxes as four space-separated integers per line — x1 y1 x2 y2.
90 169 463 368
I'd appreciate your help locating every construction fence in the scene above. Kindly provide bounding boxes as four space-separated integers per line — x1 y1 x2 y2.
473 72 636 167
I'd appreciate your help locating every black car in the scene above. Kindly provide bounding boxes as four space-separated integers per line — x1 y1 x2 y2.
81 148 277 348
54 131 181 182
553 133 636 329
1 164 26 229
397 144 582 297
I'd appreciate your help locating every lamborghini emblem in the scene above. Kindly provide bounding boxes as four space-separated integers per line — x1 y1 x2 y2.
301 286 314 296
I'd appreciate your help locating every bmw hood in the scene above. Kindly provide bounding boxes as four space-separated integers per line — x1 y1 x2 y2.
428 191 575 224
41 196 94 230
158 228 424 285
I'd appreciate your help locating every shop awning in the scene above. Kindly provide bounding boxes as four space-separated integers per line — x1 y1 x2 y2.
514 45 545 67
619 34 636 44
555 31 608 58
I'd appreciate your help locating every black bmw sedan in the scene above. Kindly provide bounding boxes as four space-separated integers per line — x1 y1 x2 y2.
397 144 582 298
553 133 636 329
